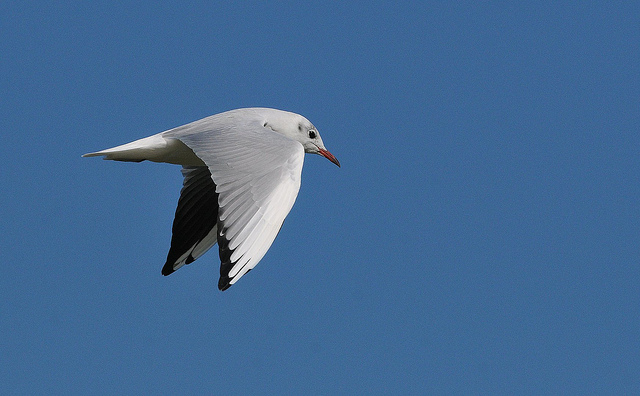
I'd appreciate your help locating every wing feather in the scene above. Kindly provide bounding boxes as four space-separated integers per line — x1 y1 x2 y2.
164 111 304 290
162 166 219 275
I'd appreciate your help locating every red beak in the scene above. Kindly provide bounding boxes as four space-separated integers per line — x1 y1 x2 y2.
318 148 340 167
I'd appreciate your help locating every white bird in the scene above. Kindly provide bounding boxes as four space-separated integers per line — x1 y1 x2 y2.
83 108 340 290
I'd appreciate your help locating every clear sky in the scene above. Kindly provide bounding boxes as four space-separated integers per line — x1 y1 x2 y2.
1 1 638 394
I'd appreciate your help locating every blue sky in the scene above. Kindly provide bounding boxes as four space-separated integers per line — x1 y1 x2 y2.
1 1 638 394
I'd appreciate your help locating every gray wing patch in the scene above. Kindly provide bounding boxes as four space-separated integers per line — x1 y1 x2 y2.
162 166 219 276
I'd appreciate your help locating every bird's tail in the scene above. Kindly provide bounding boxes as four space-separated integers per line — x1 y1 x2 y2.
82 134 169 162
82 134 204 166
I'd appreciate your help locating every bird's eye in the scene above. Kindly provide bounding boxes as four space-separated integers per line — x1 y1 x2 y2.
308 130 317 139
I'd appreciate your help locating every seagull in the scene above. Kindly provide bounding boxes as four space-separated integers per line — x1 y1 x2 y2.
83 108 340 290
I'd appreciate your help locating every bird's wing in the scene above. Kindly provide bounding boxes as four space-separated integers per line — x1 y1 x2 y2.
165 118 304 290
162 166 219 276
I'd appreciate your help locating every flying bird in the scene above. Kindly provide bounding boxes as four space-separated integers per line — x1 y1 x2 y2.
83 108 340 290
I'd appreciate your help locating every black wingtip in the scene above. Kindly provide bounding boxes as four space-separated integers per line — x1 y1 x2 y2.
161 263 175 276
218 277 231 291
217 226 235 291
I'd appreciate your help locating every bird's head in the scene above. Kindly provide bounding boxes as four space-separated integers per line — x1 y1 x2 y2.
262 110 340 167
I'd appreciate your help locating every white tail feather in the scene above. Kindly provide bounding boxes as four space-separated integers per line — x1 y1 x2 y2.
82 134 204 166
